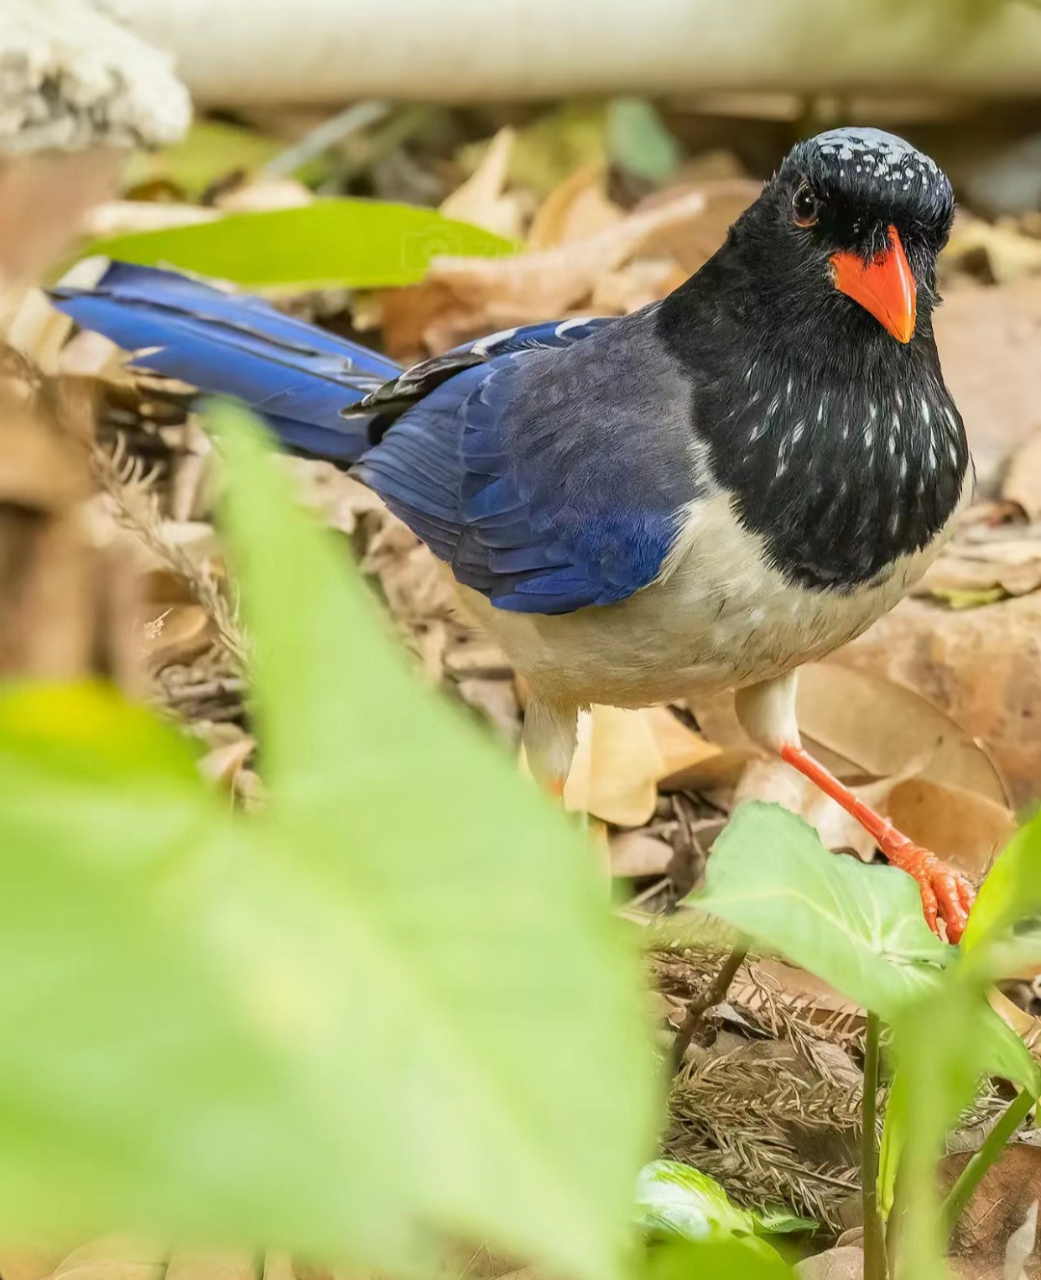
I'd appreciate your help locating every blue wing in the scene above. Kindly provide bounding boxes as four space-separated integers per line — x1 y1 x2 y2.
361 307 698 614
50 262 696 616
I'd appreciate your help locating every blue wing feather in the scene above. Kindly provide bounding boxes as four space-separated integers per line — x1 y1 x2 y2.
50 262 692 617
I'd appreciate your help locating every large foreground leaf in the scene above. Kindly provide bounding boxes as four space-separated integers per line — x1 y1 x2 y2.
79 199 516 290
0 403 656 1280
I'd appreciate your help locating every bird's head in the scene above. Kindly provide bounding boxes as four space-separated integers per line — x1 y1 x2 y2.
732 127 955 352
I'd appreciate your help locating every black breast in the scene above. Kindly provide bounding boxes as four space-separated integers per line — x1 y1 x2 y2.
687 353 970 592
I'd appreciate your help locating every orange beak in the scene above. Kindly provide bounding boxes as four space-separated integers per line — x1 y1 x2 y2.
830 225 917 344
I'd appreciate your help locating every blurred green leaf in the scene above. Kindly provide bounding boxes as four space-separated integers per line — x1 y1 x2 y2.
887 978 1002 1280
0 402 657 1280
79 199 517 291
961 813 1041 963
687 802 949 1018
122 121 284 201
644 1238 795 1280
635 1160 814 1244
607 99 681 185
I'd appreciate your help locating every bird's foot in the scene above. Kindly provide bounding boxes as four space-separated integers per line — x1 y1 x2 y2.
779 743 975 943
877 830 975 944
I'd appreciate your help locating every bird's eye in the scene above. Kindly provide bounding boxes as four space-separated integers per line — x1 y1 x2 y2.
792 185 820 228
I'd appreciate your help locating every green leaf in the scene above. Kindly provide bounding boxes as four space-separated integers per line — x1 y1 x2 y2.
122 120 284 200
685 804 1039 1092
607 99 681 184
962 813 1041 961
887 977 1003 1280
79 199 517 291
0 402 658 1280
688 802 949 1019
644 1238 795 1280
635 1160 814 1244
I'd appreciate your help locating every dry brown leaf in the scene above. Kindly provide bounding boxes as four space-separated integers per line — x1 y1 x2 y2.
1004 429 1041 521
945 215 1041 286
562 702 719 827
796 663 1008 805
635 178 761 276
610 830 674 878
838 593 1041 807
944 1146 1041 1278
0 151 122 282
887 777 1015 878
794 1246 864 1280
143 602 216 670
379 187 707 356
440 127 525 241
590 258 687 314
526 164 623 250
936 279 1041 494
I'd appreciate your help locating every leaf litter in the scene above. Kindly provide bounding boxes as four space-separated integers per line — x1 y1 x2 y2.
7 97 1041 1275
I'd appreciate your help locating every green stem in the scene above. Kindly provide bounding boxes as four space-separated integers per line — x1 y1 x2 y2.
862 1012 886 1280
942 1087 1035 1238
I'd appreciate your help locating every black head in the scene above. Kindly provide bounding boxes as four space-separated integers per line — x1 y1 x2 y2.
657 126 968 596
728 127 955 355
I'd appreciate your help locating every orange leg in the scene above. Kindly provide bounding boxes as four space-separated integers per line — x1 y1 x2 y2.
779 743 975 943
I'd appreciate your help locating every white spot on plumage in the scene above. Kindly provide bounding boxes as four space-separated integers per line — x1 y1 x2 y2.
791 419 805 444
899 455 908 480
869 401 878 421
949 442 959 465
553 316 594 337
865 426 873 447
471 326 518 355
888 435 896 455
921 398 931 426
892 410 900 433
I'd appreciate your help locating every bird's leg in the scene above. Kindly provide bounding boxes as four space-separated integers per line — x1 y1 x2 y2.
521 692 579 800
778 743 974 942
735 673 974 943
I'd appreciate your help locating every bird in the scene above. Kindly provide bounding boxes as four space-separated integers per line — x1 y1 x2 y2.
50 125 975 941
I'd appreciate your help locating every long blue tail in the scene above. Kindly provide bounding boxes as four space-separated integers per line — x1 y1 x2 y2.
50 261 403 466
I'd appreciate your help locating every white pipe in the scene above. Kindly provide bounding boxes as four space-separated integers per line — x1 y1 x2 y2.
105 0 1041 106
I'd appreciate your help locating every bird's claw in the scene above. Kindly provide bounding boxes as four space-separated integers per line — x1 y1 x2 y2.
881 837 975 944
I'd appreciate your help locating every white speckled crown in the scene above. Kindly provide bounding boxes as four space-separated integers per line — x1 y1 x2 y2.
805 127 941 192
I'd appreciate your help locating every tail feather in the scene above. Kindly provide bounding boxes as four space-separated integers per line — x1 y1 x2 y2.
50 261 402 467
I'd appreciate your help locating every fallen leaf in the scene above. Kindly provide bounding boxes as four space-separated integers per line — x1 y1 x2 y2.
563 703 719 827
944 214 1041 285
936 278 1041 494
380 188 707 356
216 179 314 213
796 663 1008 806
944 1145 1041 1275
142 603 215 671
526 164 623 250
838 594 1041 807
1004 429 1041 521
794 1246 864 1279
610 831 674 879
441 127 526 241
886 777 1016 878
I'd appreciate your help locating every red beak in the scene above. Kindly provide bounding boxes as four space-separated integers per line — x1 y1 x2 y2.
830 225 917 344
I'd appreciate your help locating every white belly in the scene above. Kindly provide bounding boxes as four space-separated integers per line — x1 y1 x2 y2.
456 485 968 710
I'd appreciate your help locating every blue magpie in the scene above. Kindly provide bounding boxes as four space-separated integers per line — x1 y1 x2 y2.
51 127 975 940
